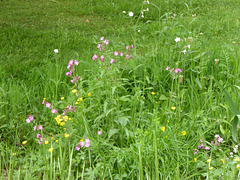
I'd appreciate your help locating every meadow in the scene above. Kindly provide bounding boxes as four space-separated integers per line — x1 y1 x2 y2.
1 0 240 179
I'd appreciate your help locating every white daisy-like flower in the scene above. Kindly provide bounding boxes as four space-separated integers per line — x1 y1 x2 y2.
54 49 59 53
122 11 126 13
129 12 134 17
175 37 180 42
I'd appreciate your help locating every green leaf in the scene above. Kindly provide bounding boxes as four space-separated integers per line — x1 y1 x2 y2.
223 88 239 115
232 115 240 142
108 129 119 139
195 78 202 90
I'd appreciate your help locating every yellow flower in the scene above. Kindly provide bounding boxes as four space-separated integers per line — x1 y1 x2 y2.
75 102 79 105
55 140 58 143
49 133 53 135
151 92 156 95
65 133 70 138
221 159 225 164
22 141 27 145
235 158 240 162
80 139 84 142
207 159 212 162
88 93 92 96
161 126 166 132
165 135 168 139
12 153 16 156
51 137 54 139
78 97 83 101
43 98 46 100
46 157 49 159
194 158 197 162
45 140 49 144
209 167 213 170
237 164 240 169
48 148 53 152
171 106 176 110
61 97 64 100
60 122 65 126
72 89 77 93
64 128 66 131
182 131 186 136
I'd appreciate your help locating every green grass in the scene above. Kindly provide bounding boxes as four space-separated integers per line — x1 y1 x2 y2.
1 0 240 179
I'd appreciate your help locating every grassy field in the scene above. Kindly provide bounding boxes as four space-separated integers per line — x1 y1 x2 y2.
1 0 240 179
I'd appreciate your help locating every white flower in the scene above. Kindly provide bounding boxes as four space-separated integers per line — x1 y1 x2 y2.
236 145 239 149
122 11 126 13
188 45 191 49
54 49 59 53
146 8 149 11
129 12 134 17
230 152 234 157
233 148 238 153
175 37 180 42
182 49 187 54
138 30 140 32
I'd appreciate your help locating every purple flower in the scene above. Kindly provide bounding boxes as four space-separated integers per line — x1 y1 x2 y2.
92 54 98 61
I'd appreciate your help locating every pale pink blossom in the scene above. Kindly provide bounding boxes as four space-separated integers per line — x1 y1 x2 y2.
76 145 81 151
92 54 98 61
51 109 58 113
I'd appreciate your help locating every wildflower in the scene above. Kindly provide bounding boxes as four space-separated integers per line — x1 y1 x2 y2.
165 135 168 139
74 60 79 65
122 11 126 13
48 148 53 152
98 130 102 135
46 157 49 159
72 89 77 93
182 49 187 54
97 44 102 51
54 49 59 53
33 126 36 131
120 52 123 56
61 97 64 100
207 159 212 162
36 134 42 139
125 54 130 60
66 71 72 76
129 12 134 17
46 102 51 108
37 125 43 130
88 93 92 96
38 141 42 145
80 139 85 146
101 55 104 61
114 51 118 56
55 140 58 142
237 164 240 169
151 92 156 95
100 37 104 40
146 8 149 11
233 148 238 153
194 158 197 162
103 40 109 45
188 45 191 49
78 97 83 101
65 133 70 138
75 102 79 105
26 115 34 123
85 139 90 147
230 152 234 157
215 59 219 64
45 140 49 144
12 153 16 156
166 66 170 70
221 159 225 163
209 167 213 170
60 122 65 126
205 147 210 150
235 158 240 162
110 59 115 64
92 54 98 61
51 109 58 113
22 141 27 145
76 145 81 151
182 131 187 136
161 126 166 132
171 106 176 110
175 37 180 42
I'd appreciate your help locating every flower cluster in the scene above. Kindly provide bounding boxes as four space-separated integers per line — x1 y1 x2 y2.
75 139 91 151
55 115 70 126
166 66 182 74
42 98 58 114
26 115 34 123
66 60 81 84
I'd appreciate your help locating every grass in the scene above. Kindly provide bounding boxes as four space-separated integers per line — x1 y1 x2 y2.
1 0 240 179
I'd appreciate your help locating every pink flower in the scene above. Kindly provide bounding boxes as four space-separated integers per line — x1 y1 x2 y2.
126 46 129 50
92 54 98 61
66 71 72 76
97 44 102 50
103 40 109 45
126 55 130 60
205 147 210 150
46 103 51 108
110 59 115 64
37 125 43 131
98 130 102 135
120 52 123 56
174 69 179 73
33 126 36 131
101 55 104 61
42 100 45 104
114 51 118 56
177 68 182 73
26 118 31 123
74 60 79 65
193 152 198 155
166 66 170 70
206 154 209 156
80 141 85 147
76 145 81 151
26 115 34 123
36 133 42 139
100 37 104 41
51 109 58 113
85 142 90 147
38 141 42 145
131 44 134 48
